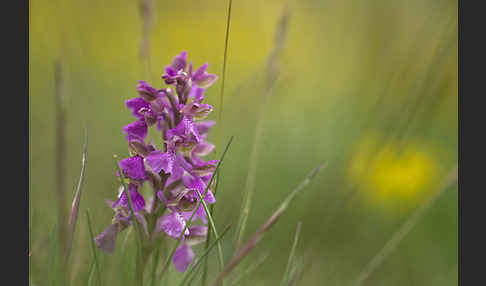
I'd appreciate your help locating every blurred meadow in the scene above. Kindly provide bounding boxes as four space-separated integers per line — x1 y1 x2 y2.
29 0 458 285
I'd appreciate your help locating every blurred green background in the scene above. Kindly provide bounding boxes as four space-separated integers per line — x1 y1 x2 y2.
29 0 457 285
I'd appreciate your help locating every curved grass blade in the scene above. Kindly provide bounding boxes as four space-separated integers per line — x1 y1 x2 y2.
195 187 225 270
158 136 233 279
352 166 458 286
211 163 324 286
65 126 88 263
147 244 161 286
202 168 220 286
87 260 95 286
179 224 232 286
86 210 102 286
216 0 233 158
280 221 302 286
47 224 60 286
231 252 269 286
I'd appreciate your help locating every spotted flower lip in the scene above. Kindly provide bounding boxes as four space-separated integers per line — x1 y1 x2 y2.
96 51 218 273
156 211 190 238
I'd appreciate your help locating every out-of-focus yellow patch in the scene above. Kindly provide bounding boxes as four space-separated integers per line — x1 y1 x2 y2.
349 132 440 209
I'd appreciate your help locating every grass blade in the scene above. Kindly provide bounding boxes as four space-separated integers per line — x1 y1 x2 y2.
216 0 233 158
86 210 102 286
211 163 324 286
195 185 225 270
280 221 302 286
47 224 59 286
202 168 221 285
147 244 161 286
158 136 233 279
87 261 96 286
231 253 269 286
352 166 458 286
65 126 88 262
234 3 291 251
179 224 232 286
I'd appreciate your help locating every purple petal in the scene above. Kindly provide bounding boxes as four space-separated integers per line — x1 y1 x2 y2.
183 176 216 204
192 141 215 157
166 51 187 75
126 97 150 119
173 243 194 272
113 183 146 212
123 120 148 141
192 63 209 80
119 155 147 180
187 85 206 103
195 120 215 136
188 225 207 237
136 80 159 101
182 204 207 224
94 224 119 254
194 73 218 89
186 225 208 246
146 150 176 174
157 211 189 238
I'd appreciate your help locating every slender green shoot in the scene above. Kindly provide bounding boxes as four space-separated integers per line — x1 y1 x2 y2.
203 168 221 285
158 136 233 279
231 253 269 286
352 166 458 286
87 260 96 286
147 243 161 286
211 163 324 286
280 221 302 286
86 210 102 286
195 187 225 270
47 224 59 286
216 0 233 158
179 224 232 286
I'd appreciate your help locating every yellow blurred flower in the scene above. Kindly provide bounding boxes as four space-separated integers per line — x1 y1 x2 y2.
349 132 440 209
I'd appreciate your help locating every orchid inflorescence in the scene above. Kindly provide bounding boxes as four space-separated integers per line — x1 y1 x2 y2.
95 51 218 272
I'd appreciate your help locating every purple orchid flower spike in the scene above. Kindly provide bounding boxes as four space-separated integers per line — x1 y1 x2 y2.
96 51 218 272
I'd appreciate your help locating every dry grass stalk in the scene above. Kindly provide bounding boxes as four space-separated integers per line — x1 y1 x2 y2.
352 166 458 286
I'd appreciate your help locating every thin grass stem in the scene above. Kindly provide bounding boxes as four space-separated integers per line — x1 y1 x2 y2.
231 253 269 286
216 0 233 158
280 221 302 286
212 163 323 286
202 168 221 285
179 224 232 286
86 211 102 286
